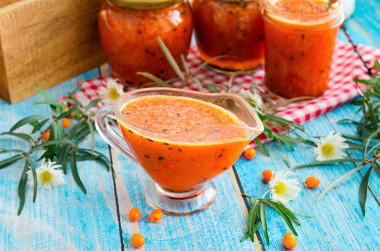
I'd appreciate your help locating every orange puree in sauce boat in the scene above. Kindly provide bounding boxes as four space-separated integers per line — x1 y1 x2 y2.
264 0 343 98
119 95 250 192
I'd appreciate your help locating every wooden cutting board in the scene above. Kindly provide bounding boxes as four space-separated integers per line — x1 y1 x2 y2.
0 0 106 103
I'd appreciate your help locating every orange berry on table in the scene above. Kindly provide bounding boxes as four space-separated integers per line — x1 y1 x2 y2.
244 147 256 160
42 130 50 141
70 112 76 118
61 118 71 128
305 176 320 189
131 233 145 248
129 208 141 222
262 170 274 182
150 209 163 223
283 233 297 249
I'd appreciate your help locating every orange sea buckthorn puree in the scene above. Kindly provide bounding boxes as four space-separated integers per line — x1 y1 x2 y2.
264 0 343 98
118 95 250 192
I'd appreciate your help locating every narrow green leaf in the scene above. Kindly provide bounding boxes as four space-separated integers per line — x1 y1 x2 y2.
293 158 363 169
240 233 249 243
0 155 24 169
61 146 71 174
359 166 373 216
248 199 259 242
254 138 270 156
26 158 37 203
137 72 171 87
70 151 87 194
34 88 51 100
193 78 204 92
50 122 64 154
34 139 76 150
56 104 79 120
10 115 51 132
87 118 95 154
180 54 189 76
67 119 85 139
0 132 33 144
262 200 298 236
270 200 299 222
157 37 184 80
84 98 102 113
266 114 304 131
68 82 84 97
192 55 227 75
34 100 66 108
32 119 49 134
260 204 270 245
205 84 220 93
373 162 380 179
17 161 29 215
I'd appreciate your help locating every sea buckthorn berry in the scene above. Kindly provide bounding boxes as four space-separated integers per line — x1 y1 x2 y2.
305 176 320 189
131 233 145 248
129 208 141 222
42 130 50 141
244 147 256 160
61 118 71 128
262 170 274 182
150 209 163 223
283 233 297 249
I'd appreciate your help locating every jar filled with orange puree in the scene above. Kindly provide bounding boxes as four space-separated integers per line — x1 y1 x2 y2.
263 0 343 98
98 0 193 87
192 0 265 72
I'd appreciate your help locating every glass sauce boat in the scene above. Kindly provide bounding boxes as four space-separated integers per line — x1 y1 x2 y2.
95 88 263 215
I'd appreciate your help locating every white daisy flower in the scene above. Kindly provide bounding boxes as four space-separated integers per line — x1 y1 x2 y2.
27 159 65 190
313 131 349 161
98 79 124 105
268 170 301 204
238 89 264 111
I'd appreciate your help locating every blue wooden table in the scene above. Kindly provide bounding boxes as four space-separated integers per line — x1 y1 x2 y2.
0 0 379 250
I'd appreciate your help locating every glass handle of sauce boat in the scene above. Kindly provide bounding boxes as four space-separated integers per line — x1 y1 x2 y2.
95 106 137 161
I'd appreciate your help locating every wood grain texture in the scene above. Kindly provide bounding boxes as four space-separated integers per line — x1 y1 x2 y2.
0 0 106 103
0 69 121 250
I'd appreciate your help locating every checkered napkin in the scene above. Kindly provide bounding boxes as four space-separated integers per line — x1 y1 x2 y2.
73 40 380 130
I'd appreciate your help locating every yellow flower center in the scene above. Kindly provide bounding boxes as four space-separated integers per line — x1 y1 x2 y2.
274 182 287 195
40 171 53 183
108 88 120 101
322 143 335 157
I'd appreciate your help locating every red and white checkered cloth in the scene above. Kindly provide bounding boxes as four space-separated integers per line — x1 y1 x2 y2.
74 40 379 127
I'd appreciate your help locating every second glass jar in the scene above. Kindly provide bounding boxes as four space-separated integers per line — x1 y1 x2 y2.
192 0 265 72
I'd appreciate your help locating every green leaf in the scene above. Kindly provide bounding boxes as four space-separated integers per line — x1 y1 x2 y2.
10 115 51 132
374 60 380 71
68 82 84 97
0 155 24 169
240 233 249 243
248 198 259 242
0 132 33 144
262 200 298 236
26 158 37 203
254 138 270 156
35 139 77 150
180 54 189 76
50 121 65 154
193 78 204 92
266 114 304 131
61 146 71 174
191 55 227 75
260 204 270 245
137 72 171 87
67 119 86 139
34 88 51 100
205 84 220 93
34 100 66 108
87 118 95 153
31 119 49 134
359 166 373 216
293 158 363 169
84 98 102 113
56 104 79 120
70 151 87 194
157 37 184 80
270 200 299 222
17 161 29 215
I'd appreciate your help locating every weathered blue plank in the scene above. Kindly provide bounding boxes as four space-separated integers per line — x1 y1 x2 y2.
111 149 260 250
0 69 122 250
234 104 380 250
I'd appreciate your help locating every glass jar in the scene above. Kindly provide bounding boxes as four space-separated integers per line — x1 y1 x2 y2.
263 0 343 98
98 0 193 87
192 0 265 72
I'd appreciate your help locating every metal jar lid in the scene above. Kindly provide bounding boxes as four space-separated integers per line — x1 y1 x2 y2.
108 0 181 10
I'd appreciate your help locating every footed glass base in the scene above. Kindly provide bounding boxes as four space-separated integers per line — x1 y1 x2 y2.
145 180 217 215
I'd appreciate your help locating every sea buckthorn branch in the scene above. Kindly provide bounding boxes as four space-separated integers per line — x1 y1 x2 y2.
292 60 380 216
240 193 300 245
0 86 111 215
